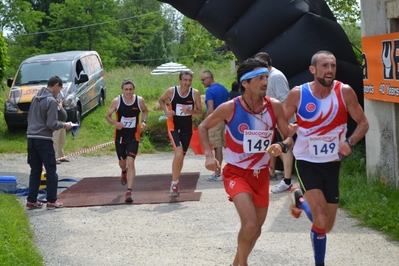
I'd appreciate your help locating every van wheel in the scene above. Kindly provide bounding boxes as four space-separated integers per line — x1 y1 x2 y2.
99 92 104 107
75 106 82 125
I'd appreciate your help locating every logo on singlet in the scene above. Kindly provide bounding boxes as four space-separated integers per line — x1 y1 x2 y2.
238 123 249 134
305 102 316 112
309 136 337 143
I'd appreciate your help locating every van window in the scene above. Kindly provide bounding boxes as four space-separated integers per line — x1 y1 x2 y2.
80 55 101 76
15 61 72 85
76 60 84 79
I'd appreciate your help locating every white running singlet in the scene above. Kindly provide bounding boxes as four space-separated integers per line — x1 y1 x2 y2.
294 81 348 163
225 97 276 170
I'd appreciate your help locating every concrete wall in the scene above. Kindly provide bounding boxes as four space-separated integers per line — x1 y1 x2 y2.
361 0 399 188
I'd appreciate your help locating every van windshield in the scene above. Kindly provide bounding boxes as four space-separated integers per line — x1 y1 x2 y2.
14 61 72 86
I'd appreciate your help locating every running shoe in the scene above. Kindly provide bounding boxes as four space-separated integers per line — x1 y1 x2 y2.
46 201 64 210
271 179 292 193
170 182 180 197
26 201 43 210
121 170 127 185
289 186 303 218
206 173 223 181
125 190 133 203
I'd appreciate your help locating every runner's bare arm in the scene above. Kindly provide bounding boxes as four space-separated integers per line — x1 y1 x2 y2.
158 87 175 117
139 96 149 130
199 101 234 156
191 89 203 117
198 101 234 171
338 84 369 156
342 84 369 144
105 97 122 129
284 86 300 136
265 99 293 156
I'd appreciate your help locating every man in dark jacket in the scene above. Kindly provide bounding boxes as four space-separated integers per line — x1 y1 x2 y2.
26 76 72 210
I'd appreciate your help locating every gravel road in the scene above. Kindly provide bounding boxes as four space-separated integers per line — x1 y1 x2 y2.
1 151 399 266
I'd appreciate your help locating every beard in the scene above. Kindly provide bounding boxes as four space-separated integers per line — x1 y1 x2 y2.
316 76 334 87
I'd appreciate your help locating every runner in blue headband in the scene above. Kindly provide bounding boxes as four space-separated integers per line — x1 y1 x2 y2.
239 67 268 82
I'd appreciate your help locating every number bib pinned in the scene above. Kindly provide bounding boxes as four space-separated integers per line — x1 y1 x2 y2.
176 103 192 116
120 116 137 128
243 130 273 153
308 135 339 157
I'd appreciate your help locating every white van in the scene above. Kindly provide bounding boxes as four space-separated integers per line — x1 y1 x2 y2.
4 51 106 131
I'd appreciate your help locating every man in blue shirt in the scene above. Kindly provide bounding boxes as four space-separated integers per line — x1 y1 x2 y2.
201 70 229 181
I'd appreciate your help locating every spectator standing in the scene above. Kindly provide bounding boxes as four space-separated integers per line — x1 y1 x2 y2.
198 58 293 266
26 76 72 210
105 78 149 203
158 71 202 196
255 52 294 193
285 50 369 266
200 70 229 181
228 81 242 100
52 97 69 164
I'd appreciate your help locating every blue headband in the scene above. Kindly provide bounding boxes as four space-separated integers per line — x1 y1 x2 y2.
239 67 268 82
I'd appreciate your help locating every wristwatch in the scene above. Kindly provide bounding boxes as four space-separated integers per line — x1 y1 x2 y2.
345 138 354 148
142 120 147 124
277 142 288 153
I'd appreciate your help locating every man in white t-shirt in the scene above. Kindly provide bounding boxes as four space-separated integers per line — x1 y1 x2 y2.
255 52 294 193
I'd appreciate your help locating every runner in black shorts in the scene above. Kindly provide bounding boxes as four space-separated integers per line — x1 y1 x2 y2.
168 130 192 152
296 160 340 204
105 78 149 203
284 51 369 266
158 71 203 197
115 142 139 160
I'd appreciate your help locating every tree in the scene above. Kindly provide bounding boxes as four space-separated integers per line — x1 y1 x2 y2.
1 0 45 74
174 17 233 66
325 0 360 25
116 0 169 67
0 0 362 76
0 0 45 34
139 4 181 66
25 0 65 48
325 0 361 64
342 23 362 65
40 0 122 69
0 33 10 85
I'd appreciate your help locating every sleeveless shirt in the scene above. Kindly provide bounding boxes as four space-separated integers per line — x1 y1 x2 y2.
166 86 195 133
114 94 142 144
294 81 348 162
225 96 276 170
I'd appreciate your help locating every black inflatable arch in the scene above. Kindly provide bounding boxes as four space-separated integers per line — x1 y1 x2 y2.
159 0 363 135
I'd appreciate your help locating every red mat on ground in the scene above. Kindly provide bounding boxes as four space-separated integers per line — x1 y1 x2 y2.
58 172 202 207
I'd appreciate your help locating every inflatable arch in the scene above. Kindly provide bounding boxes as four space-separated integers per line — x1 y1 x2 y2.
159 0 363 135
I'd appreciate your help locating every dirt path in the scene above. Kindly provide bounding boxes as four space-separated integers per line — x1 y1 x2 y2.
1 151 399 266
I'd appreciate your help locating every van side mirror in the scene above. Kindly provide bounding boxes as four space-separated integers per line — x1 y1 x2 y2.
7 78 13 87
75 73 89 84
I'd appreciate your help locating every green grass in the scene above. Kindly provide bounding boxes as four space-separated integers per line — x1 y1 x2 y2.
0 61 236 155
340 143 399 241
0 195 43 266
1 63 399 265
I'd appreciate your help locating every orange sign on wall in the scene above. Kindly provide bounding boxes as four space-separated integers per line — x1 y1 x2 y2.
362 32 399 103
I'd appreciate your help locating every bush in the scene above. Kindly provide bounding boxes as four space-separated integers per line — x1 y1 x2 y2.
146 116 170 149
